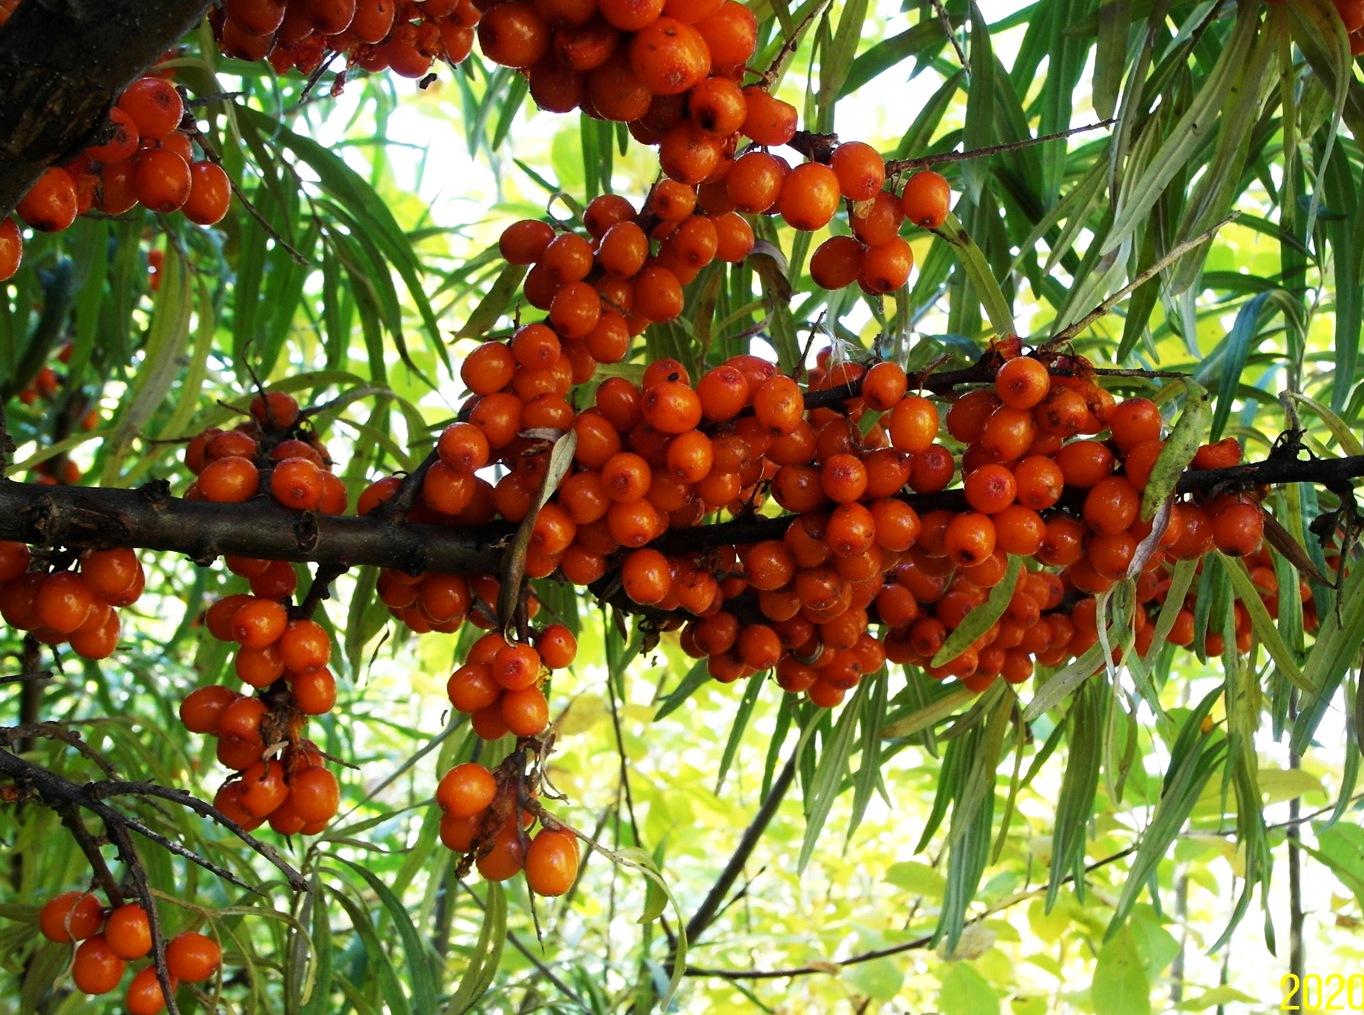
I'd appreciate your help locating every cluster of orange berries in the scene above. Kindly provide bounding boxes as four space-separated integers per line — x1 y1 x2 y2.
470 0 954 291
37 890 221 1014
176 391 343 833
1 71 230 283
0 542 144 660
212 0 480 78
435 761 580 896
183 390 348 516
442 623 577 739
179 596 341 834
866 348 1272 684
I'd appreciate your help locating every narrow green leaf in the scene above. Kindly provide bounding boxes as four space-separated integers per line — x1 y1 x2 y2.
99 247 191 486
1141 378 1210 523
798 678 871 872
1216 553 1311 693
715 675 765 792
1206 293 1272 441
1105 688 1227 939
1093 0 1132 121
1047 678 1106 909
1286 391 1364 456
333 859 439 1013
1099 3 1260 258
932 556 1021 667
456 260 528 340
940 212 1016 335
443 882 505 1015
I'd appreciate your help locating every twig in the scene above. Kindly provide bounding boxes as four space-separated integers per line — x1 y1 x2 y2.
53 799 124 904
682 752 798 946
929 0 969 74
756 0 832 88
0 748 307 892
1046 214 1238 346
1 722 119 779
885 120 1117 175
104 821 182 1015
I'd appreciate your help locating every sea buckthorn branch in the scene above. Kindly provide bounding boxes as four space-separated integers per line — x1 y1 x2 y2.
0 478 506 574
98 819 183 1015
0 0 215 217
0 745 307 892
880 118 1118 176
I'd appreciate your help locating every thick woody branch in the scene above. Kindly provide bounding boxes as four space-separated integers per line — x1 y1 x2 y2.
0 478 507 575
0 0 213 218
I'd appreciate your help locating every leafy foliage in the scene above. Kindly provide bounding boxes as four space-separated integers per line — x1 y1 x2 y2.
3 0 1364 1012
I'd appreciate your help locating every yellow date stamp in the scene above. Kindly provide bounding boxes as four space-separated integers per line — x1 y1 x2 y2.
1281 973 1364 1010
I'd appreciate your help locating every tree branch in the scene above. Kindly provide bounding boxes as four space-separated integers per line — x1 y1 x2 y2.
0 0 214 218
0 478 506 575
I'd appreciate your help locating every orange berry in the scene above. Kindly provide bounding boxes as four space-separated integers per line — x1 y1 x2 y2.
776 162 841 231
39 891 104 943
477 0 551 66
125 964 175 1015
166 931 221 983
740 86 797 146
630 17 710 95
0 216 21 280
17 167 79 233
105 902 153 960
118 76 184 140
809 235 864 290
499 218 556 264
900 169 951 228
500 684 551 736
72 935 125 994
525 828 579 896
133 148 192 213
287 769 338 824
436 762 497 817
859 236 913 293
184 160 231 225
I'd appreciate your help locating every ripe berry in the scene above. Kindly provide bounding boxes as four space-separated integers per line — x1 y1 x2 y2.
830 141 885 201
437 763 497 817
900 170 951 228
525 828 580 896
0 216 21 280
17 167 79 232
776 163 841 231
630 17 710 95
289 765 341 824
501 685 551 736
118 77 184 140
104 902 153 960
993 356 1050 410
72 935 125 994
35 571 95 634
133 149 192 213
165 931 221 983
276 619 329 673
183 160 231 225
125 965 175 1015
39 891 103 943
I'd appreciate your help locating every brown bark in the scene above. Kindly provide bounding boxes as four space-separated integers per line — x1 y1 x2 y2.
0 0 213 218
0 478 508 575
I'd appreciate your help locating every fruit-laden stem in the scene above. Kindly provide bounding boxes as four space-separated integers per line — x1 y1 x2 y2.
0 0 214 218
0 478 508 575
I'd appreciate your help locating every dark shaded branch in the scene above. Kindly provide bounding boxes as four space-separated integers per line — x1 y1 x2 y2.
0 0 214 218
681 752 798 946
0 478 507 575
0 746 308 892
